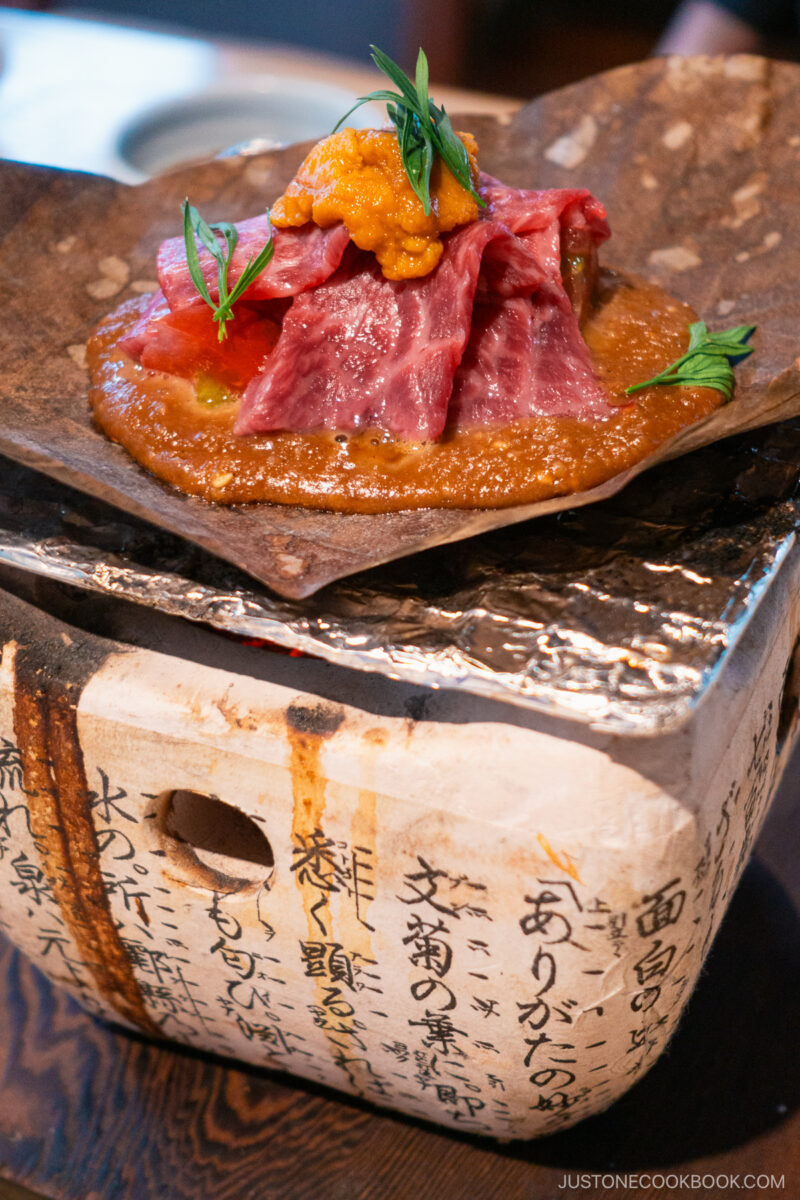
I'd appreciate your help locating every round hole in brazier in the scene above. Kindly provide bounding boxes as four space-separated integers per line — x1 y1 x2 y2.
155 789 274 895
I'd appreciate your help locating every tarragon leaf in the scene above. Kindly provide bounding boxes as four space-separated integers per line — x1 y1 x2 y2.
182 199 273 340
182 201 214 308
371 44 420 109
219 227 274 316
331 44 484 214
432 106 474 192
625 321 755 400
414 47 430 124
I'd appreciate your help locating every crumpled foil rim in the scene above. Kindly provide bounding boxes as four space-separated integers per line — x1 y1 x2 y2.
0 512 794 737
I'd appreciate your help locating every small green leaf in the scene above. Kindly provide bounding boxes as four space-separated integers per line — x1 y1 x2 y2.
432 106 482 204
210 220 238 312
414 48 430 124
419 138 434 215
190 207 226 267
182 200 213 307
625 322 755 399
331 45 485 215
182 200 273 341
370 44 419 108
332 95 377 132
686 321 707 354
220 235 274 314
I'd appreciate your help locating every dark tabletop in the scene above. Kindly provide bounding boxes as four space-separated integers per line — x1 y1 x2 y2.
0 739 797 1200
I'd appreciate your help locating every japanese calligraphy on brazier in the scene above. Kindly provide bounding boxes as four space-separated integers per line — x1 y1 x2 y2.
0 636 786 1138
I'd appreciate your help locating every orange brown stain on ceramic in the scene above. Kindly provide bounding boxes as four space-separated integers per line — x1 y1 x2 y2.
286 706 336 847
12 643 160 1035
285 702 373 1087
214 683 286 737
536 832 583 884
214 693 259 733
286 705 336 909
332 733 379 1096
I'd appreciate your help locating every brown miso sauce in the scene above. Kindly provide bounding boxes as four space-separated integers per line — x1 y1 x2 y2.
87 271 721 513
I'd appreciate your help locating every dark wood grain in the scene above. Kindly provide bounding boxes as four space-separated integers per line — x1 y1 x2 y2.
0 1180 49 1200
0 742 797 1200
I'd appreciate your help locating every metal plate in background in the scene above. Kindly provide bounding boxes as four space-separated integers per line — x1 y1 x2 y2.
1 416 798 735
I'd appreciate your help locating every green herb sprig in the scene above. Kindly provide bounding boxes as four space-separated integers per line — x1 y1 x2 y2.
333 45 484 216
625 321 755 401
182 200 274 341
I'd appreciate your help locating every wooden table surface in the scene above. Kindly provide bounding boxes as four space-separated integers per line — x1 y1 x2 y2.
0 740 797 1200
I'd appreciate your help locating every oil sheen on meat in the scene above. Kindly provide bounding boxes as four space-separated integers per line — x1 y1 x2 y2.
87 272 721 513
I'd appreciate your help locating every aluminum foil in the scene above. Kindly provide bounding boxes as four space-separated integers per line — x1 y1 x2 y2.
1 418 798 736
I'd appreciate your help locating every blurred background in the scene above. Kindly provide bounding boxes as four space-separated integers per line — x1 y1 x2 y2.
2 0 800 179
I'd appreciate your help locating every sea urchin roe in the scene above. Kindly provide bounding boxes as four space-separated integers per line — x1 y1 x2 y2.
271 127 480 280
